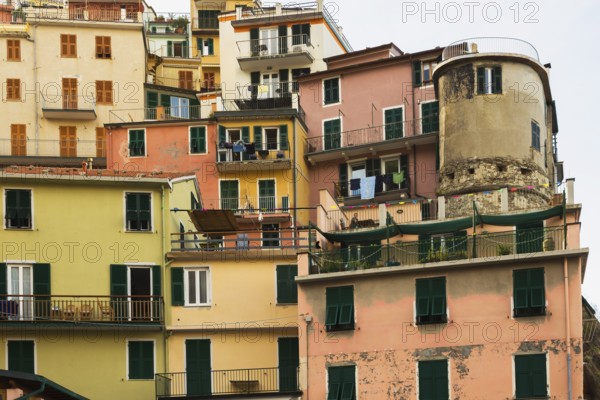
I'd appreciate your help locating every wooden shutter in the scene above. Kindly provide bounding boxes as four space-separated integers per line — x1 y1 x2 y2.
278 337 299 392
513 269 529 311
419 360 448 400
190 127 206 153
185 339 211 395
96 127 106 157
493 66 502 93
33 263 51 296
338 286 353 325
515 354 547 398
241 126 250 160
167 40 173 57
7 39 21 61
325 287 340 327
477 67 485 94
110 265 128 296
529 268 545 308
11 124 26 156
0 263 6 300
207 38 214 55
196 37 203 55
171 267 184 306
152 265 161 296
279 124 288 150
276 265 298 304
254 126 263 150
128 341 154 379
59 126 77 157
430 277 446 316
415 278 430 318
8 341 35 374
413 60 422 87
218 125 226 144
338 163 348 197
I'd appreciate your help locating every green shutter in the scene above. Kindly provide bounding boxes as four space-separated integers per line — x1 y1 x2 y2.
513 269 529 310
325 287 340 327
338 163 348 197
250 28 259 56
279 124 288 150
146 91 158 108
218 125 226 144
430 277 446 316
419 360 448 400
196 37 202 55
328 366 355 400
324 119 341 150
385 107 403 139
110 264 128 296
477 67 485 94
418 234 431 261
291 24 301 45
167 40 173 57
160 94 171 108
207 38 214 55
493 66 502 93
324 78 339 105
191 127 206 153
8 341 35 374
416 278 430 317
129 341 154 379
0 263 6 300
152 265 161 296
529 269 545 308
254 126 263 150
171 267 184 306
241 126 250 160
516 222 543 254
413 60 422 87
278 337 299 392
531 354 548 397
515 354 547 398
338 286 354 325
32 263 50 295
186 339 212 395
277 265 297 304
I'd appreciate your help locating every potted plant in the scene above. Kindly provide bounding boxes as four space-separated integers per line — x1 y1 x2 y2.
543 235 556 251
171 16 189 34
497 243 513 256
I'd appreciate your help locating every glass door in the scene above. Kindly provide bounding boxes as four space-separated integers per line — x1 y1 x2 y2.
9 265 32 320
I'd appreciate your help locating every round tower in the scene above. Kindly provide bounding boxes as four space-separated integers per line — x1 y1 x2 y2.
433 38 556 217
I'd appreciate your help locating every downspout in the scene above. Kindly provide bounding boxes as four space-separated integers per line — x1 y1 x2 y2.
161 185 168 376
305 317 311 400
293 117 298 239
16 379 46 400
33 25 39 154
563 256 572 400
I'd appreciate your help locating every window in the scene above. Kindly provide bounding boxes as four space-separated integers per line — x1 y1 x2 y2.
264 128 279 150
128 340 154 380
190 126 207 154
323 77 340 105
477 66 502 94
513 268 546 317
291 68 310 92
96 127 106 157
515 354 547 398
5 189 32 229
59 126 77 157
95 36 111 58
128 129 145 157
415 277 447 325
325 286 354 331
276 265 298 304
62 78 78 109
179 71 194 90
125 192 151 231
262 223 280 248
96 80 113 105
203 72 216 90
184 268 210 306
197 38 214 55
516 222 543 254
170 96 190 118
197 10 219 29
60 34 77 57
6 78 20 101
327 365 355 400
384 107 403 139
418 359 449 400
7 39 21 61
8 340 35 374
531 120 541 151
324 118 341 150
421 101 439 134
258 180 276 211
422 60 438 83
11 124 26 156
220 180 239 210
291 23 310 45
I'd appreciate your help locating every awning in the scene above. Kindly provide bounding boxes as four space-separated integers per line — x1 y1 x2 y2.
0 369 88 400
188 210 239 234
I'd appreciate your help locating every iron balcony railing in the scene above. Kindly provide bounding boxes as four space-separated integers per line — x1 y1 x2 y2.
335 176 410 200
151 76 220 92
0 138 104 158
216 141 290 163
236 34 312 59
16 7 143 22
148 44 208 59
306 118 438 153
109 105 201 124
192 16 219 30
41 95 96 111
156 367 300 398
442 37 540 61
0 295 163 323
170 230 307 252
202 195 290 214
309 226 565 274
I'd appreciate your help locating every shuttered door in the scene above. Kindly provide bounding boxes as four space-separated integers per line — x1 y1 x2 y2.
110 264 128 320
186 339 211 395
278 337 299 392
8 341 35 373
419 359 449 400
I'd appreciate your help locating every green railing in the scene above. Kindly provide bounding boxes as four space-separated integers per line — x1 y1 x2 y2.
309 226 564 274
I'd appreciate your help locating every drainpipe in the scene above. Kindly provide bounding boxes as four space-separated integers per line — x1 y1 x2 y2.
293 117 298 239
33 25 39 154
563 256 572 400
16 379 46 400
161 184 168 376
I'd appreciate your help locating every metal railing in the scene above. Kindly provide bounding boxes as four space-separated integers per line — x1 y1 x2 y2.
192 17 219 30
202 195 290 213
216 142 290 163
0 138 103 158
335 176 410 200
220 95 296 112
151 76 219 92
16 7 143 22
170 230 306 252
442 37 540 61
109 105 201 124
309 226 564 274
0 295 163 323
41 94 96 111
236 34 312 59
306 119 437 153
148 44 201 59
156 367 299 398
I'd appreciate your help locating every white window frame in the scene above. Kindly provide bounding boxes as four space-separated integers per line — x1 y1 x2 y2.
124 191 153 233
170 96 190 119
218 178 240 210
261 222 280 247
422 60 438 85
322 76 341 107
4 187 33 230
478 66 502 95
322 116 343 149
126 339 156 381
189 125 208 155
257 178 277 213
6 339 36 374
419 99 439 135
183 267 211 306
127 128 146 158
263 127 280 151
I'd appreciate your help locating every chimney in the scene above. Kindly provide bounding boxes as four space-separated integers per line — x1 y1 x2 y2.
275 2 282 15
566 178 575 205
235 5 243 20
317 0 323 12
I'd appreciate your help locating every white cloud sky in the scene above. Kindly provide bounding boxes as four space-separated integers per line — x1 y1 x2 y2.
153 0 600 309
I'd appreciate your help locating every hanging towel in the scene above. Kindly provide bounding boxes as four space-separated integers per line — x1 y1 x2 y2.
246 142 256 155
360 176 376 200
393 171 405 185
383 173 394 186
350 178 361 190
233 142 245 153
375 175 384 193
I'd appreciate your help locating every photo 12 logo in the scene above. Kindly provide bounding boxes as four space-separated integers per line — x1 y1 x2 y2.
402 2 540 24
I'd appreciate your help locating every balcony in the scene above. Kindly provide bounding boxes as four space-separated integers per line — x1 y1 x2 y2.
335 176 411 206
305 119 439 164
155 367 300 398
442 37 539 62
109 105 201 124
0 295 163 325
0 137 106 166
216 142 291 172
236 34 314 71
16 6 144 23
42 95 96 120
151 76 219 92
145 13 190 35
192 16 219 31
149 44 201 60
203 195 291 218
309 226 565 275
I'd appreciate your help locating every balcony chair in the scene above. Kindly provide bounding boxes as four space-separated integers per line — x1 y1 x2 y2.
97 300 114 321
80 303 93 320
63 304 78 320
